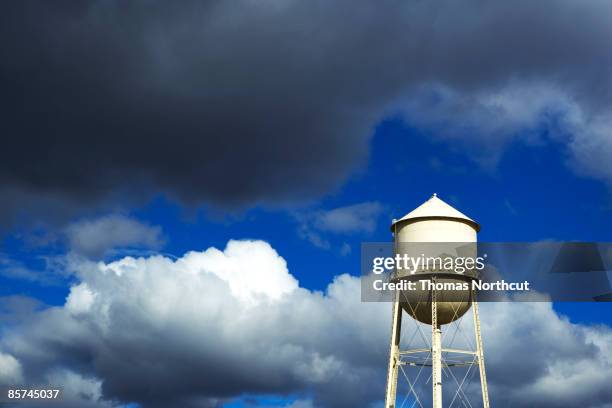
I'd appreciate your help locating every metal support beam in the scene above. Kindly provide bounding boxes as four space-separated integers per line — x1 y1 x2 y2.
384 294 402 408
431 287 442 408
472 290 490 408
441 348 477 355
384 287 490 408
400 348 431 355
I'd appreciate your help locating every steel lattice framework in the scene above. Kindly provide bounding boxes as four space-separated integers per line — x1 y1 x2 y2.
384 279 490 408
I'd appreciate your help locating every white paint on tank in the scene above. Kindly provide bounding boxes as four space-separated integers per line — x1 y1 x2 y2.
391 194 480 325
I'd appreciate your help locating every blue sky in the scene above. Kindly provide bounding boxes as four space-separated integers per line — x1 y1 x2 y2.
2 107 612 408
3 2 612 404
2 117 611 326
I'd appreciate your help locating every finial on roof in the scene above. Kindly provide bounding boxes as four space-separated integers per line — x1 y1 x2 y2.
390 193 480 232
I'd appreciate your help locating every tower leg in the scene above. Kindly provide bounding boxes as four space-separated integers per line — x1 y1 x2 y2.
472 291 490 408
431 287 442 408
384 294 402 408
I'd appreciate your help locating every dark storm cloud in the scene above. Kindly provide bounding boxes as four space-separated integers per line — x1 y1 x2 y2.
0 1 378 220
3 0 612 220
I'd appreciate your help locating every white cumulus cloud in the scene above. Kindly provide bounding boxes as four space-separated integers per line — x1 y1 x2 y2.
0 351 23 384
1 240 611 408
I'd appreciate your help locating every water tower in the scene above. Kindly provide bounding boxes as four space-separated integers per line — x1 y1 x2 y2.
384 194 490 408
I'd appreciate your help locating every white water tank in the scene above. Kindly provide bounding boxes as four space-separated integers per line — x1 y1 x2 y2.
391 194 480 325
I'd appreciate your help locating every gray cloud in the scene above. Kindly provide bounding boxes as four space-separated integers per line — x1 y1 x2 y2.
65 214 165 258
1 240 611 407
295 202 384 250
3 1 612 221
0 351 23 385
0 255 65 286
0 256 43 283
311 202 384 235
0 295 45 325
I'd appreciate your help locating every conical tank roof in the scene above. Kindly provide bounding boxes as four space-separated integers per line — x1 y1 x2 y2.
390 193 480 232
